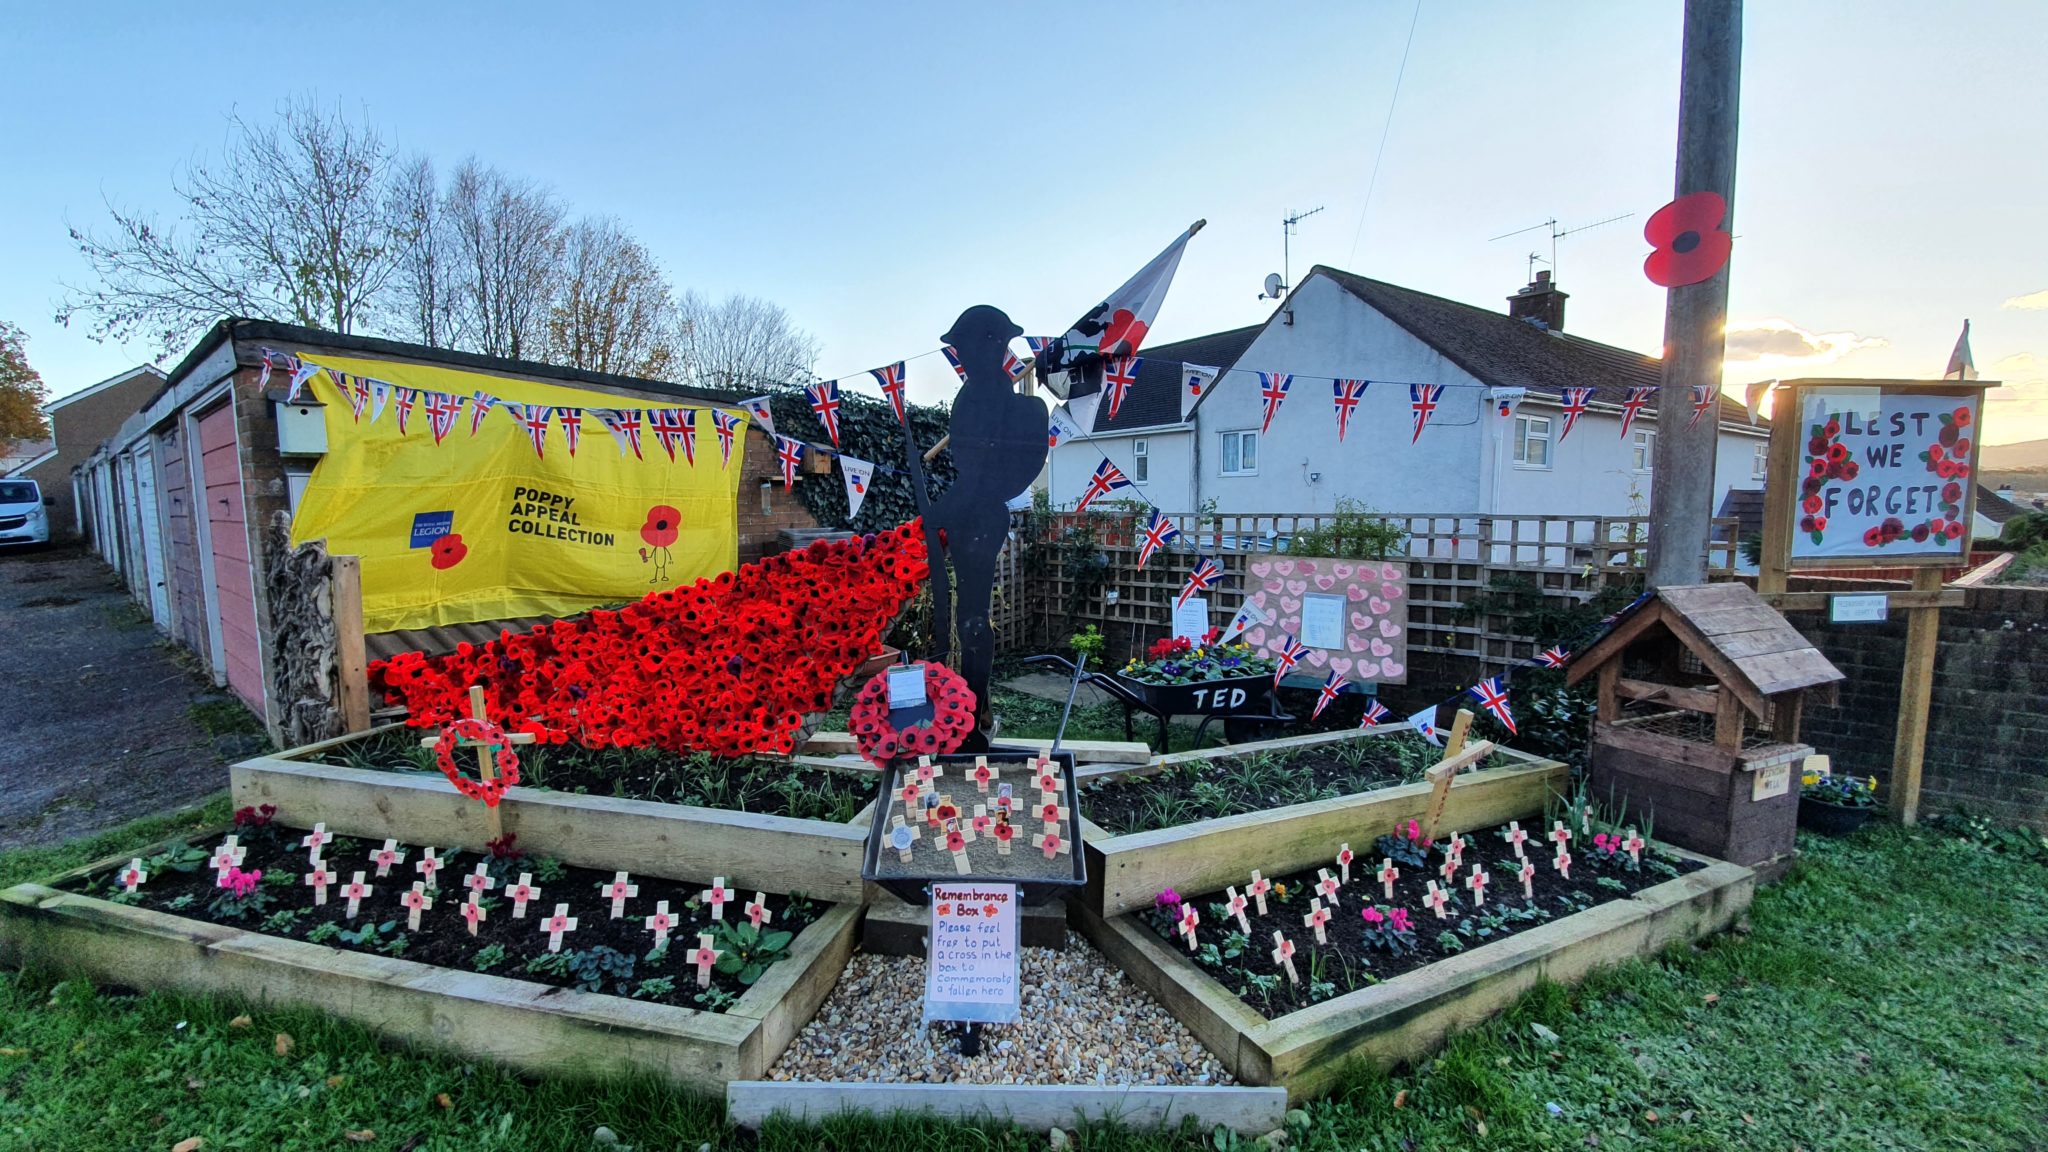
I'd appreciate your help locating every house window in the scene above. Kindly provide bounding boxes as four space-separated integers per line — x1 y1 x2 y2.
1132 438 1149 484
1633 429 1656 471
1513 415 1552 468
1752 442 1769 481
1220 430 1258 476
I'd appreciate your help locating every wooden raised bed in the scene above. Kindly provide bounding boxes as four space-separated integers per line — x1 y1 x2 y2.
0 840 860 1094
1074 848 1753 1101
1080 732 1569 917
231 725 875 903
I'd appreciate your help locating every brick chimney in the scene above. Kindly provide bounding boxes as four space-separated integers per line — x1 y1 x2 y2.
1508 271 1568 332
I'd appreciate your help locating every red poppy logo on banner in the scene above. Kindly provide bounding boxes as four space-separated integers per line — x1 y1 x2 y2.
1643 192 1732 288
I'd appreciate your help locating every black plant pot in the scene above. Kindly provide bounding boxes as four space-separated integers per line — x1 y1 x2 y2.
1798 796 1877 836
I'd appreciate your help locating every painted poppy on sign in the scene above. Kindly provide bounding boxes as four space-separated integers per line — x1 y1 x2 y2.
430 533 468 570
1643 191 1733 287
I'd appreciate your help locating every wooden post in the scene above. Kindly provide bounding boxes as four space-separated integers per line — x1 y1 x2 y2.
468 686 505 844
1756 387 1800 597
331 555 371 734
1419 739 1497 841
1441 708 1475 759
1889 567 1943 825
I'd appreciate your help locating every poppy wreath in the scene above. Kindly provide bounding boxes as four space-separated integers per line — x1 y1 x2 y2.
433 717 521 806
847 661 977 765
370 521 930 759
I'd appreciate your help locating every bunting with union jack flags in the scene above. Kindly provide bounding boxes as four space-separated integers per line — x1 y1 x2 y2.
556 407 583 456
1618 386 1653 440
1358 699 1390 728
1536 646 1570 669
391 387 418 435
1136 509 1181 570
806 379 842 447
1003 349 1027 381
649 409 696 465
1332 378 1368 441
1178 556 1222 609
505 403 553 458
1409 383 1444 443
1273 633 1309 689
773 434 805 491
595 408 645 460
871 362 908 425
1468 676 1518 735
711 410 742 468
1557 386 1593 441
1258 371 1293 434
1311 670 1349 721
1689 382 1716 428
469 391 497 436
1102 355 1142 422
1074 458 1132 513
423 391 463 446
941 347 968 384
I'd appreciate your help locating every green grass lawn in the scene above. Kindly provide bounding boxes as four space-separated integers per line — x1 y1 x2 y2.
1 806 2042 1150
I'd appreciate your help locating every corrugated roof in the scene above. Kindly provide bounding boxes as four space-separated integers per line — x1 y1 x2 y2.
1976 484 2025 525
1094 324 1265 433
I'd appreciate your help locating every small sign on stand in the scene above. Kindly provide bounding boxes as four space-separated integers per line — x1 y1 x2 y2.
925 881 1021 1054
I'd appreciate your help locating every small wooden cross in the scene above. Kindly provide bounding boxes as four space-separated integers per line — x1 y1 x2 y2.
933 796 961 826
341 872 373 919
992 818 1015 856
1378 858 1400 900
1446 831 1466 867
207 837 245 878
995 782 1015 814
300 823 333 861
972 756 1000 793
1177 902 1200 950
419 685 539 842
1035 796 1070 833
1505 821 1529 858
969 804 994 839
913 755 942 788
688 932 722 987
1037 828 1070 860
1419 716 1497 838
1465 864 1490 907
745 892 771 929
599 871 638 918
645 901 676 947
119 858 148 893
1315 868 1342 906
1034 762 1063 797
898 781 922 811
540 903 577 952
1439 855 1459 885
701 877 732 920
1622 828 1646 866
947 827 971 873
369 838 406 878
1423 879 1450 919
305 861 335 905
1248 870 1272 915
463 863 496 899
460 896 486 936
1270 931 1299 983
1518 858 1536 899
1581 804 1595 835
507 872 541 918
400 881 434 930
1225 886 1251 933
414 847 443 890
1303 898 1331 944
1549 821 1573 851
1336 843 1355 884
1553 848 1572 880
888 816 917 862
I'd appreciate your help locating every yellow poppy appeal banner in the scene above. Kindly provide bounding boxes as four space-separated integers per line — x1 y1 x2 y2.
289 353 745 633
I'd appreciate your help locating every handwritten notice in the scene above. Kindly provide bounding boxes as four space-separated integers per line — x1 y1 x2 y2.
1300 593 1347 651
1172 596 1210 642
1791 389 1982 562
924 881 1020 1024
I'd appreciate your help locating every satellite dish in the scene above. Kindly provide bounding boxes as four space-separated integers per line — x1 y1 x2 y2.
1261 273 1285 300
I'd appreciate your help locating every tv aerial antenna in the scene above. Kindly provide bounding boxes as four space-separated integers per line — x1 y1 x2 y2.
1487 212 1633 283
1260 206 1326 300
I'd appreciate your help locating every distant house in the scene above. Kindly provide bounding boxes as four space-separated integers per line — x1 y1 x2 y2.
1048 267 1768 535
1974 484 2027 540
12 365 163 537
1 437 54 477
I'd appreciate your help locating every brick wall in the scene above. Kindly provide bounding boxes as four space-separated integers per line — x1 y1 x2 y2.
733 426 822 564
1788 582 2048 830
27 369 162 536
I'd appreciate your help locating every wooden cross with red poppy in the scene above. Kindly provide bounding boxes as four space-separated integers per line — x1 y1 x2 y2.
689 933 723 987
369 839 406 878
1315 868 1343 906
1270 931 1299 984
1176 902 1200 950
401 881 434 930
1225 886 1251 933
420 686 536 842
1035 796 1070 834
342 871 373 920
1439 855 1459 885
1505 821 1529 858
1248 870 1272 914
1377 858 1399 900
601 871 638 918
463 863 496 900
1549 821 1573 851
1037 827 1070 861
305 860 335 905
969 804 994 839
1465 864 1490 907
972 756 998 793
1622 828 1646 866
414 847 444 890
120 858 148 893
461 895 486 935
1552 848 1572 880
1446 831 1466 868
540 903 578 952
947 826 971 873
745 892 771 929
992 816 1015 856
645 901 676 947
506 871 542 919
1336 843 1354 885
1423 879 1450 919
702 877 733 920
1302 898 1331 944
1518 858 1536 899
299 823 333 862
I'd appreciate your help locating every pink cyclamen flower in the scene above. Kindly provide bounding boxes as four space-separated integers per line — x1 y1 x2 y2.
1361 906 1385 926
1406 820 1423 841
1155 888 1182 909
225 867 262 898
1594 834 1614 852
1389 908 1412 933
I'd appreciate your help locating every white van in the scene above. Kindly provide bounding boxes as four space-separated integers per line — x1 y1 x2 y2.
0 477 53 548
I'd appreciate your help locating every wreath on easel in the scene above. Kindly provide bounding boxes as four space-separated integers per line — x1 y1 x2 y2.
432 717 523 807
849 662 976 765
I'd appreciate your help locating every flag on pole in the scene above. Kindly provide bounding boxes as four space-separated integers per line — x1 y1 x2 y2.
1048 406 1086 450
1558 386 1593 441
556 407 583 456
1221 601 1267 644
1358 699 1390 728
1468 676 1518 735
712 410 742 467
806 379 842 446
1178 556 1222 609
1408 705 1441 747
1101 355 1142 422
1074 459 1132 513
1273 633 1309 688
595 408 645 459
740 396 776 436
1618 386 1653 440
839 455 875 520
1136 509 1181 570
1333 378 1368 441
650 409 696 465
1945 319 1977 380
1258 372 1294 434
870 362 908 425
773 435 804 491
1311 671 1348 721
1180 363 1220 422
423 392 463 445
1536 646 1571 669
1409 384 1444 443
1049 220 1205 432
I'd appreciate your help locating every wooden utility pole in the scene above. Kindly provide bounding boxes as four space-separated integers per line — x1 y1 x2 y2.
1646 0 1743 589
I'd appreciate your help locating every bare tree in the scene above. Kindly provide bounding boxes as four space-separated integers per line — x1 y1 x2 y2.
676 291 820 391
386 155 462 348
59 98 398 355
444 159 563 362
546 217 681 378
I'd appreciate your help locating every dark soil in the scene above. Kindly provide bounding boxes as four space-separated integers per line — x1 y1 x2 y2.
311 729 878 824
71 822 828 1012
1138 820 1704 1018
1081 733 1443 835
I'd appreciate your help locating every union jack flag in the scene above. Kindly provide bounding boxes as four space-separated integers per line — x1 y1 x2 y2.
1258 371 1293 434
392 387 418 435
1311 670 1348 721
556 407 584 456
469 392 498 436
1074 458 1131 513
1409 383 1444 443
941 346 968 384
1468 676 1518 735
1136 509 1181 570
1332 378 1368 441
284 358 318 404
1178 556 1221 609
1102 355 1142 422
1689 383 1716 428
508 403 553 458
871 362 908 425
333 371 366 422
596 408 645 459
1004 350 1027 381
1535 646 1570 669
423 391 463 445
711 410 742 467
1557 386 1593 441
258 347 278 389
806 379 842 446
1358 699 1390 728
1025 336 1058 357
1618 386 1654 440
648 409 695 464
1273 633 1309 688
773 435 804 491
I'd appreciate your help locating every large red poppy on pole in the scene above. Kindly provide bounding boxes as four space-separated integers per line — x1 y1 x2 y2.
1643 191 1732 287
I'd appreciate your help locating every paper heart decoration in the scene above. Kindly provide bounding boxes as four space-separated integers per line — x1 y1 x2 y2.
1274 561 1296 577
1314 574 1337 591
1348 585 1369 602
1305 648 1328 667
1332 563 1355 579
1264 579 1287 593
1380 618 1402 639
1347 632 1369 653
1370 596 1391 614
1281 596 1302 614
1246 627 1268 648
1328 656 1353 677
1382 660 1404 678
1371 637 1394 657
1285 579 1308 596
1250 561 1274 578
1381 564 1402 581
1280 616 1301 634
1382 582 1403 600
1351 611 1371 629
1358 660 1381 678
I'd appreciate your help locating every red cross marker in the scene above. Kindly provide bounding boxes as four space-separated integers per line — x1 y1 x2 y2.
645 900 676 947
973 756 996 793
1303 898 1331 944
1315 868 1342 906
399 881 434 930
948 828 971 873
970 805 994 837
993 819 1015 856
1465 864 1490 907
1038 828 1069 860
689 932 723 987
369 839 406 878
1248 871 1272 915
1377 858 1400 900
1423 879 1451 919
1270 931 1299 983
119 858 148 893
460 895 486 936
305 861 335 905
1225 886 1251 933
1177 903 1201 951
414 847 443 890
1336 843 1355 884
299 823 333 861
463 863 496 899
207 837 245 880
1622 828 1646 866
341 871 373 919
601 871 638 918
702 877 732 920
539 903 578 953
1447 832 1466 867
1553 848 1572 880
1519 858 1537 899
1440 855 1459 884
506 872 541 919
914 757 941 788
899 782 921 810
1506 821 1529 858
1549 821 1573 851
745 892 771 929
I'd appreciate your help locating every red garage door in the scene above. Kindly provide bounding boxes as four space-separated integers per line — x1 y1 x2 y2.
198 403 265 719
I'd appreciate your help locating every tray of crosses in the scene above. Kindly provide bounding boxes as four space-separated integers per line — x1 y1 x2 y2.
860 750 1086 905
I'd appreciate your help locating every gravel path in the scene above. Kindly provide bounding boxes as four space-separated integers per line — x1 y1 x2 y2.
769 931 1234 1086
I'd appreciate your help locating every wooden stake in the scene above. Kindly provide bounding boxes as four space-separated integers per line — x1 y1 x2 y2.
1442 708 1474 758
1890 566 1943 825
332 555 371 733
1420 738 1497 840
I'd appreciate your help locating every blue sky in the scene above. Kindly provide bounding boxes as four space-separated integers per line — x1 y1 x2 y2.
6 2 2046 441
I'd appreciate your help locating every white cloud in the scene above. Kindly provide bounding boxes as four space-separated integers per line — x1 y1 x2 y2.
1992 352 2045 378
1721 319 1886 366
2001 289 2048 311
